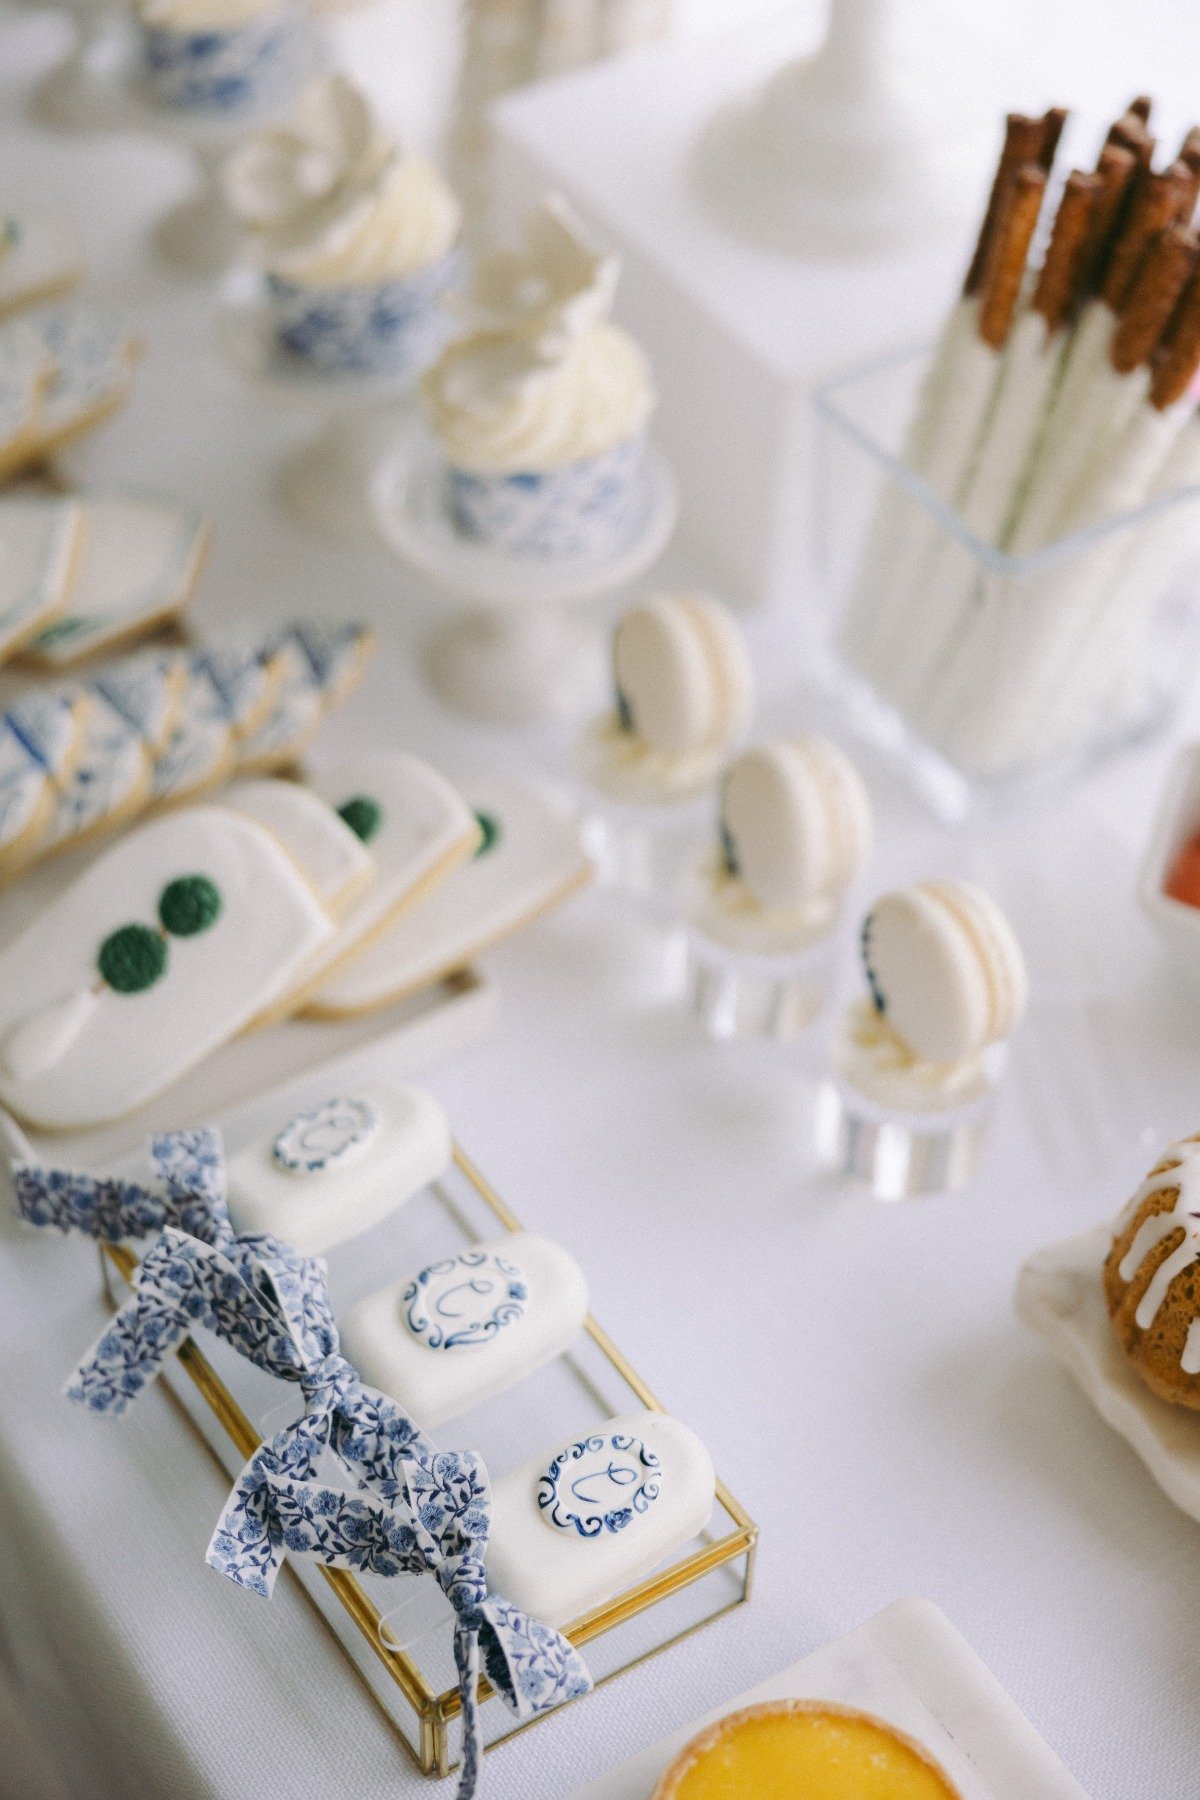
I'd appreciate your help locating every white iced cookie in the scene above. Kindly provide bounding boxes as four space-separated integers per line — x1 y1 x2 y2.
0 692 84 873
225 1083 449 1254
37 687 152 858
580 594 755 805
0 494 81 662
19 304 140 463
234 621 373 774
341 1231 588 1429
306 777 591 1016
0 214 84 319
25 493 209 668
248 751 479 1025
485 1410 715 1629
222 777 374 912
861 879 1028 1064
89 652 186 752
0 806 333 1129
693 736 872 954
0 320 55 478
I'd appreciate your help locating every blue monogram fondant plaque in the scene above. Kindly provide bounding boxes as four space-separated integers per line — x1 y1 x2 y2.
537 1433 662 1538
403 1249 528 1352
271 1097 381 1177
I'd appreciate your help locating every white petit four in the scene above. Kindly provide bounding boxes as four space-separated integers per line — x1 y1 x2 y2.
0 806 333 1129
225 1082 450 1254
341 1231 588 1428
0 214 84 319
251 751 478 1023
486 1410 716 1628
25 493 209 668
0 494 81 662
693 735 872 954
222 777 374 912
306 777 591 1015
579 593 755 805
861 879 1028 1064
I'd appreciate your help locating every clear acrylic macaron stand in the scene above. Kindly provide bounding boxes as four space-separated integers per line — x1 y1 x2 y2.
373 419 678 725
685 924 842 1044
89 1067 756 1783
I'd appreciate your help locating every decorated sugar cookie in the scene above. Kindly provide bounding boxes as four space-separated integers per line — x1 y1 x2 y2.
89 652 186 752
0 214 84 319
0 318 55 479
234 620 374 773
225 1081 450 1253
0 805 333 1129
19 303 141 465
485 1410 716 1628
307 776 591 1015
342 1230 588 1429
0 494 81 663
149 643 277 805
248 750 478 1024
579 593 755 805
36 687 152 860
24 493 210 668
222 777 375 911
693 736 872 955
0 691 83 873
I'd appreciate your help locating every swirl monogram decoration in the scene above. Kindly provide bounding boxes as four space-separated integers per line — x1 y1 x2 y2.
12 1129 592 1797
271 1096 381 1175
537 1432 662 1538
404 1249 528 1351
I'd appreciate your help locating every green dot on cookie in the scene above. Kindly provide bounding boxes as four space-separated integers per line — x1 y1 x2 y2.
98 924 168 994
159 875 222 938
338 795 382 843
474 811 501 857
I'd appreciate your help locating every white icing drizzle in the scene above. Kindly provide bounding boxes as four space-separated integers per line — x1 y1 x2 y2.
1115 1141 1200 1373
0 986 99 1080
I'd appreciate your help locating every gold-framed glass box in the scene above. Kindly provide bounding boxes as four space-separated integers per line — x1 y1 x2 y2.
100 1139 757 1781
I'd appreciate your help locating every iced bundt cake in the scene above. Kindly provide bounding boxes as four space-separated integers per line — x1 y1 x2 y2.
1104 1136 1200 1407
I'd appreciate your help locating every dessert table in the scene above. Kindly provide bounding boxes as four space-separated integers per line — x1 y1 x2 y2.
4 4 1200 1798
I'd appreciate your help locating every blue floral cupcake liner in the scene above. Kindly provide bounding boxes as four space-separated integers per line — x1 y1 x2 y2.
139 4 313 114
447 434 650 559
266 252 461 377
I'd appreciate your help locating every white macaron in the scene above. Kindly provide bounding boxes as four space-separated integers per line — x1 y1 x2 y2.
720 736 872 915
860 879 1028 1063
612 593 754 758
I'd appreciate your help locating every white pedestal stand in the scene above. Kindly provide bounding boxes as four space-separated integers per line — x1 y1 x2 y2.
491 8 990 607
373 422 678 724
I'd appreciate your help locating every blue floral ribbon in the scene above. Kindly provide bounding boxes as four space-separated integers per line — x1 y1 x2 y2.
11 1130 592 1795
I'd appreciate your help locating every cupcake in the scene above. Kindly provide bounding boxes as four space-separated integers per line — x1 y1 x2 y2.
692 735 872 954
1104 1136 1200 1409
838 878 1028 1112
421 194 656 557
136 0 314 115
578 593 754 806
223 75 462 374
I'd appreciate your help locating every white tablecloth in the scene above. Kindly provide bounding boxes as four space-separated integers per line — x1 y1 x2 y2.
4 6 1200 1797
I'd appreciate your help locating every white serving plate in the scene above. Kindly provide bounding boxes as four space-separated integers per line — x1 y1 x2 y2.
570 1597 1087 1799
1016 1222 1200 1524
1136 740 1200 989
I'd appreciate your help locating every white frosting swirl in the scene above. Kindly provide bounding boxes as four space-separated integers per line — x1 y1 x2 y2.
422 194 654 475
223 75 460 287
139 0 282 32
834 998 996 1114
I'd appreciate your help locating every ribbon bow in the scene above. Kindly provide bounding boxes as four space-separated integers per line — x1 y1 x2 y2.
210 1442 591 1798
13 1129 592 1795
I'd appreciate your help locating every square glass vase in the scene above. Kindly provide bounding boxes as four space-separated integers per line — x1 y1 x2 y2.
811 346 1200 822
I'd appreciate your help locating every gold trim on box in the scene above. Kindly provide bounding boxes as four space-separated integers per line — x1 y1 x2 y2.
99 1143 757 1779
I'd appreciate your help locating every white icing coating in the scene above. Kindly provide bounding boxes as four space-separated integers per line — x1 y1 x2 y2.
234 622 372 772
1114 1142 1200 1375
90 653 183 751
224 76 460 288
255 751 477 1018
150 664 236 803
694 735 871 953
423 196 653 475
0 316 53 457
23 303 138 445
1 986 99 1081
0 721 52 854
41 688 149 849
222 777 375 911
307 777 589 1015
342 1231 588 1429
485 1410 715 1629
861 879 1027 1064
0 807 333 1129
27 494 207 667
225 1081 450 1254
4 689 80 777
0 495 80 658
0 214 83 318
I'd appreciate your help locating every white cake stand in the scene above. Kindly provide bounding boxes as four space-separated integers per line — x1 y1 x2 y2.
54 20 321 275
372 423 678 725
218 270 433 538
693 0 985 258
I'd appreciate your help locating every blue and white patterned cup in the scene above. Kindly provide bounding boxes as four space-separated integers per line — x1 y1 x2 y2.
139 4 312 114
266 251 461 377
447 433 649 559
